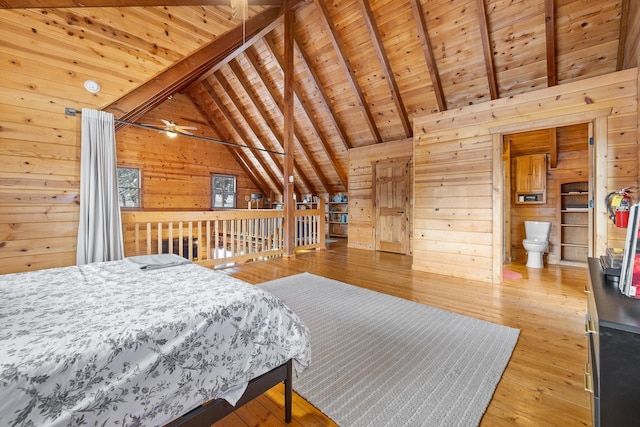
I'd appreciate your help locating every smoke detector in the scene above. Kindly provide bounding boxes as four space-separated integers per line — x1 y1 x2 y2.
84 80 101 94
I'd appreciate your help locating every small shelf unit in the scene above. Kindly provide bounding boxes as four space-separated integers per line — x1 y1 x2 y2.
559 181 590 265
328 195 348 237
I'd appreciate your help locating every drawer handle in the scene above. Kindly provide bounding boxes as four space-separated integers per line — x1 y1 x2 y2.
584 319 596 334
584 363 593 393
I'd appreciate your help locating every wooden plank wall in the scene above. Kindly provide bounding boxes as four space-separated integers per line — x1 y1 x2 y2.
0 84 82 274
413 69 638 283
508 125 589 264
348 138 413 251
0 93 262 275
117 94 262 210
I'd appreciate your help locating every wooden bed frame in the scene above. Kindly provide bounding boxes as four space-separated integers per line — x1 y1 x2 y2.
167 359 293 426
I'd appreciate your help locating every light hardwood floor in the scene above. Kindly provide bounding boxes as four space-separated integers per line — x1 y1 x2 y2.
212 239 591 426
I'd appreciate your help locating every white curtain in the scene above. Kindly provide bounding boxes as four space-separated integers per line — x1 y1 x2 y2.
76 108 124 265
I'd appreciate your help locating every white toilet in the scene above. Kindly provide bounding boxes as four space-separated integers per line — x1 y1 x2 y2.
523 221 551 268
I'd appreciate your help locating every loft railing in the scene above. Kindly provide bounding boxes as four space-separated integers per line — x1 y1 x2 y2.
120 201 325 268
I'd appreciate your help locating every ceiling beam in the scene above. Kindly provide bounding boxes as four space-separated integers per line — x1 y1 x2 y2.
244 45 333 194
227 59 316 195
475 0 499 100
544 0 557 87
0 0 281 8
312 0 383 143
293 32 352 150
190 90 272 195
103 1 309 129
409 0 446 112
616 0 630 71
262 35 348 190
188 86 274 196
356 0 412 138
201 79 284 194
212 70 296 192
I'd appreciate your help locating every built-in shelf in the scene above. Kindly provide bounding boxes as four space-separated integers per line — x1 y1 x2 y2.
328 195 348 237
559 182 589 264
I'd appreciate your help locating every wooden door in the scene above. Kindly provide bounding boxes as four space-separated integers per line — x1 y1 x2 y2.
515 155 531 193
529 154 546 192
375 159 410 254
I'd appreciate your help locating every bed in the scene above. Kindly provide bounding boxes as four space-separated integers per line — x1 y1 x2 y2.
0 254 310 426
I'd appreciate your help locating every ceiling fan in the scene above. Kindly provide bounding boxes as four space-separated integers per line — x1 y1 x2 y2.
158 118 197 138
151 96 197 138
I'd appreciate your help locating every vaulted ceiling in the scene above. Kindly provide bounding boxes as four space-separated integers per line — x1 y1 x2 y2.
1 0 636 198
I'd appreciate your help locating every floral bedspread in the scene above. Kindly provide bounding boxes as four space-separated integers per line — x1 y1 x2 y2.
0 256 310 427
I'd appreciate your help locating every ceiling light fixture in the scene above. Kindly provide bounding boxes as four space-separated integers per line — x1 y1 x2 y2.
84 79 101 94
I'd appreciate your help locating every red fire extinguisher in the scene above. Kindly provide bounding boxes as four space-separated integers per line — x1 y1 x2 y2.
606 188 632 227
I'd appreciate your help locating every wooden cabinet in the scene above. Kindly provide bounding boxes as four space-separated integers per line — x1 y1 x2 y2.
586 258 640 426
515 154 546 203
560 182 589 264
328 195 348 237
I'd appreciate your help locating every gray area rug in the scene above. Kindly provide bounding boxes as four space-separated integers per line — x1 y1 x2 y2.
259 272 519 427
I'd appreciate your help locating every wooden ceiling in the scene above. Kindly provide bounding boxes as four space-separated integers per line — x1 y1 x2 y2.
1 0 635 198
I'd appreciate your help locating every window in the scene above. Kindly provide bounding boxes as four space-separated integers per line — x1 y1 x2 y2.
212 174 236 208
117 167 140 208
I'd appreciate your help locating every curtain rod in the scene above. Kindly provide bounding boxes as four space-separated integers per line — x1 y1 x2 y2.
64 107 286 156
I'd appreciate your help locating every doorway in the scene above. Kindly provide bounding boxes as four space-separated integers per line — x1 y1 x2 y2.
503 124 593 266
490 108 610 281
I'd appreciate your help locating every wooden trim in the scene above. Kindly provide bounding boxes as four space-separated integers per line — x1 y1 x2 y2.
503 138 511 264
549 127 558 169
593 117 609 257
489 108 613 134
492 133 503 284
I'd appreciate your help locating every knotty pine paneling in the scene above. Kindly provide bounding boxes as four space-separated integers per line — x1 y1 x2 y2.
348 138 413 251
0 6 248 275
118 94 263 210
413 69 638 283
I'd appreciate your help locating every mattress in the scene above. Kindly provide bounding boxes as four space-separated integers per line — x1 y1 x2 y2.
0 255 310 426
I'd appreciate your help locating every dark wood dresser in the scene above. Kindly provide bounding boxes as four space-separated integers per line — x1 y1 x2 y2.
586 258 640 426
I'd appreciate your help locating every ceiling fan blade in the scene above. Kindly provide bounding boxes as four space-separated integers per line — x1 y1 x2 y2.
178 126 198 130
161 119 172 127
